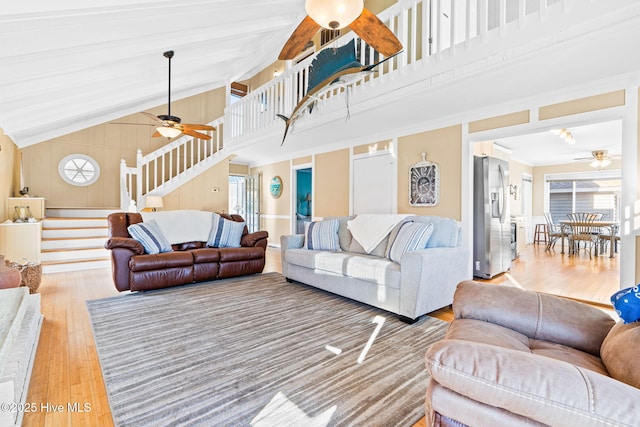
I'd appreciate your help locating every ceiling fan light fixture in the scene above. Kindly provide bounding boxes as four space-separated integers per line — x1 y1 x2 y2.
156 126 182 138
590 158 612 168
590 150 611 169
305 0 364 29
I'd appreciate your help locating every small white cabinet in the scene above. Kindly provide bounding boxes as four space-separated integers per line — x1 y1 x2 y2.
0 222 42 263
513 216 527 253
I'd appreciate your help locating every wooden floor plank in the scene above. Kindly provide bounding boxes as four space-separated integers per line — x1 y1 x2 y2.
22 243 618 426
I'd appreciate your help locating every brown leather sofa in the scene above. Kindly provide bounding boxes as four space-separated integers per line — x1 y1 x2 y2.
425 281 640 427
105 212 268 292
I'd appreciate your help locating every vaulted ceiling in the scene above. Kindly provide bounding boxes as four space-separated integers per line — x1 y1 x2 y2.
0 0 306 148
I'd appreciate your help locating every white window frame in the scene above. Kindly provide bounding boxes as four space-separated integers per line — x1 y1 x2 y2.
58 154 101 186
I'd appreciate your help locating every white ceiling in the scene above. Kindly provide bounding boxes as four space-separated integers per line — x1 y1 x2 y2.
493 120 623 167
0 0 306 147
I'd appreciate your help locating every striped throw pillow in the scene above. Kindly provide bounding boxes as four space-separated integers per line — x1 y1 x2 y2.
304 218 341 251
207 213 245 248
127 220 173 254
386 221 434 263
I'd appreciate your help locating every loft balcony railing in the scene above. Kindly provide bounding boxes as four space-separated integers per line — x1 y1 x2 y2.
120 0 579 209
225 0 566 141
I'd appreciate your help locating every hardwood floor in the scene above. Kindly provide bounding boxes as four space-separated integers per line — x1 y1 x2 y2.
22 243 615 426
481 242 619 306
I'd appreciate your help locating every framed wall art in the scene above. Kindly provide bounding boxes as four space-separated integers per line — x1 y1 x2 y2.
409 153 439 206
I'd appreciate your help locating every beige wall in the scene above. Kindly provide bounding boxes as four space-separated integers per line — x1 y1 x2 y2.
250 160 291 245
538 90 625 121
469 111 530 134
315 149 350 218
250 125 463 241
229 163 249 175
162 158 231 213
21 88 226 209
243 60 286 91
398 125 463 220
0 131 19 221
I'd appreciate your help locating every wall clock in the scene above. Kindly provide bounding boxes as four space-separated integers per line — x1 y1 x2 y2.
269 175 283 198
409 153 439 206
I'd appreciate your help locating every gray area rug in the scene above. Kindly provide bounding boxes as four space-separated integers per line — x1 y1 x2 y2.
87 272 448 427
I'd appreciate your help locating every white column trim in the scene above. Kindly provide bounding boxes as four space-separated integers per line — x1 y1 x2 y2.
620 87 638 288
461 122 474 279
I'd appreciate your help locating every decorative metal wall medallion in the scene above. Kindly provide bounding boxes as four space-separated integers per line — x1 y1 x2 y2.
269 175 283 198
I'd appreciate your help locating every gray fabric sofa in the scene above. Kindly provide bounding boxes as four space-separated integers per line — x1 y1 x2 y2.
280 215 470 322
425 280 640 427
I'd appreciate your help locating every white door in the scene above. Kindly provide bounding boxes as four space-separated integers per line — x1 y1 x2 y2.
352 153 394 214
245 174 260 233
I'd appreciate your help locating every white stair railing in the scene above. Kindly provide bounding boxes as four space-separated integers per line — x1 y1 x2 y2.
119 117 224 210
225 0 568 140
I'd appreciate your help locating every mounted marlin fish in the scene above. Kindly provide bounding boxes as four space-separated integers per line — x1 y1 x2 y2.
277 39 400 144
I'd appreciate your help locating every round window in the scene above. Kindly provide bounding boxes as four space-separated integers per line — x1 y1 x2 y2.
58 154 101 186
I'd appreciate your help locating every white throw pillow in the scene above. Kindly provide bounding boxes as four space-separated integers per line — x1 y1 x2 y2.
128 220 173 254
207 213 245 248
304 218 341 251
386 221 434 263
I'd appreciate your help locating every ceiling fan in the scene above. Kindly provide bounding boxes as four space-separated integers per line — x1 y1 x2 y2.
279 0 402 60
574 150 619 168
143 50 215 140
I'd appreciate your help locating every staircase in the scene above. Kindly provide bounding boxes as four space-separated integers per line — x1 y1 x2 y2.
41 208 116 274
120 116 225 211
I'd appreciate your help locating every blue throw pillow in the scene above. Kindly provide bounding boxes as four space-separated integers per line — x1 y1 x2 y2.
611 285 640 324
128 219 173 254
386 221 434 263
304 218 341 251
207 214 245 248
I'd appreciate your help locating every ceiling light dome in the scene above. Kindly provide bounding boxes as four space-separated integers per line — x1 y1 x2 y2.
156 126 182 138
305 0 364 29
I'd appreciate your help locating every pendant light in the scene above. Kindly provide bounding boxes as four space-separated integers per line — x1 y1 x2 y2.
305 0 364 29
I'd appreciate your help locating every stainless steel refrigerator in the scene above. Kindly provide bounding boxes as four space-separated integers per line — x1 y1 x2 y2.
473 156 511 278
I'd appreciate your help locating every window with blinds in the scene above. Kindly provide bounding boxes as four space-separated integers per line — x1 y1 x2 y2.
548 177 620 221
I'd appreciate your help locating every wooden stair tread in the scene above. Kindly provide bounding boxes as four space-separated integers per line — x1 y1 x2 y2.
42 247 107 253
42 226 108 231
42 236 106 241
43 217 108 220
41 258 110 266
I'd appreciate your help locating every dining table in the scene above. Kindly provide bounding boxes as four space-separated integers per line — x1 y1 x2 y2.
558 220 619 258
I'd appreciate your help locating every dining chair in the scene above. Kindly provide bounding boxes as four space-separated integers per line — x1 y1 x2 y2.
566 212 599 258
598 228 620 255
543 212 563 251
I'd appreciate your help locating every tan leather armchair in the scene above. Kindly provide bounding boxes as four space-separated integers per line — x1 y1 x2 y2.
425 281 640 427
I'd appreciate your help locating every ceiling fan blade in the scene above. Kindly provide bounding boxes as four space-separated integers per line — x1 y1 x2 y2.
182 128 212 140
349 8 403 57
151 130 165 138
181 123 216 131
109 122 155 127
279 16 322 60
141 111 165 125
